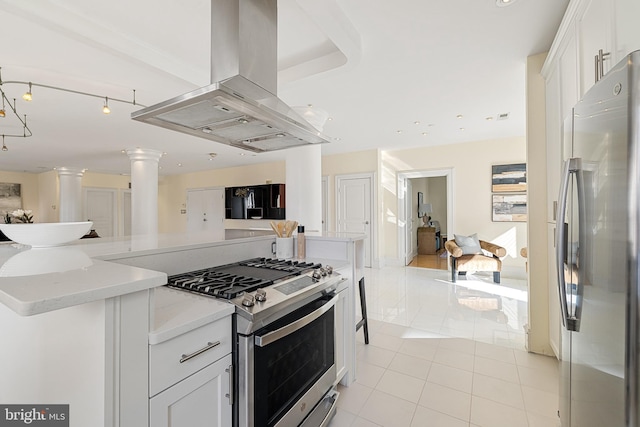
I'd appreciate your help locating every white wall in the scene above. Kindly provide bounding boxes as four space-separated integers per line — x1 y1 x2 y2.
380 136 527 270
159 161 286 233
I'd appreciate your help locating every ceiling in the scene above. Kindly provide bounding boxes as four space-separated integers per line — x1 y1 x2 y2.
0 0 568 176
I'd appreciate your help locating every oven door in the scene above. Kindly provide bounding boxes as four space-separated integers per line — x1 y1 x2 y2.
238 293 337 427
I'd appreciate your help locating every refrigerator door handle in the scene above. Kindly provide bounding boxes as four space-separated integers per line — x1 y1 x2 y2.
556 158 581 331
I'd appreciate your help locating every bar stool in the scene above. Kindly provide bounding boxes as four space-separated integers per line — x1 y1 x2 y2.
355 277 369 344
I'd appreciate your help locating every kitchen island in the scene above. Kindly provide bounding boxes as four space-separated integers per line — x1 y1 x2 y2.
0 230 364 427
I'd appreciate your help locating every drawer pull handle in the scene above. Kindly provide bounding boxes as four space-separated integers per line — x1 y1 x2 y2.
179 341 221 363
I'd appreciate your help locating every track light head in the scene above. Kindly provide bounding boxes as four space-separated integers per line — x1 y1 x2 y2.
102 97 111 114
22 82 32 101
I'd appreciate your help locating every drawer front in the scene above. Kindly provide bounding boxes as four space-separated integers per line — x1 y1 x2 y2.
149 316 232 397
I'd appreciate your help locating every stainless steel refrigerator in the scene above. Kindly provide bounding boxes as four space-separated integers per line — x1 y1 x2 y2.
556 50 640 426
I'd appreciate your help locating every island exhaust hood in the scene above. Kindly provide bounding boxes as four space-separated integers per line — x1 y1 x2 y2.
131 0 331 153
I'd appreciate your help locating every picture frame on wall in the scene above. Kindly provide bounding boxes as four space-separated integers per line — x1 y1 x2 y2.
492 163 526 193
492 194 527 222
0 183 22 215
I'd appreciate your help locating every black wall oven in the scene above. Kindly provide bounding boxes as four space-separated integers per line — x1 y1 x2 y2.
238 293 337 427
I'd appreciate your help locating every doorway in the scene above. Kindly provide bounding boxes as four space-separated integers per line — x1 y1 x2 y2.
397 168 454 269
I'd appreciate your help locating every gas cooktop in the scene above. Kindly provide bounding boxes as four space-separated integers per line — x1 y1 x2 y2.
167 257 321 299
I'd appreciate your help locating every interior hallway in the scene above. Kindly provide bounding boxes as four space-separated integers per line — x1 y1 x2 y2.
408 250 449 270
329 265 559 427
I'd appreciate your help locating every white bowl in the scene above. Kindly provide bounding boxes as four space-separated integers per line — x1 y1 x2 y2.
0 221 93 248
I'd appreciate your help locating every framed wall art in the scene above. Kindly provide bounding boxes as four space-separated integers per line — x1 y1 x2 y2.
492 163 526 193
0 183 22 214
492 194 527 222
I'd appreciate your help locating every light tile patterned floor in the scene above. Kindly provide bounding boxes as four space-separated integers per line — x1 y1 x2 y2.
329 265 560 427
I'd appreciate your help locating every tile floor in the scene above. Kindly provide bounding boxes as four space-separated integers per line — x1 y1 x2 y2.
329 265 560 427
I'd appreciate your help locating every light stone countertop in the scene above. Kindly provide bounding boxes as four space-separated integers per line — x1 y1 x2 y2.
149 286 235 344
0 230 363 321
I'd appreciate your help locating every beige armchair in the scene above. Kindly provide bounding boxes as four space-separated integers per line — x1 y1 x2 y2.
445 238 507 283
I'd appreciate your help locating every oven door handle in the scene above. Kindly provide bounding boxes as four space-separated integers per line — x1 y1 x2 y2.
255 294 338 347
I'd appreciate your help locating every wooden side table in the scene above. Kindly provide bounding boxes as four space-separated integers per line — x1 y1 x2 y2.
417 227 437 254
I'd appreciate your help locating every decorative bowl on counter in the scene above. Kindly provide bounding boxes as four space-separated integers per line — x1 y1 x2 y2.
0 221 93 248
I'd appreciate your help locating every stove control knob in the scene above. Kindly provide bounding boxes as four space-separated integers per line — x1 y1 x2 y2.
325 265 333 275
312 269 323 282
255 289 267 302
242 294 255 307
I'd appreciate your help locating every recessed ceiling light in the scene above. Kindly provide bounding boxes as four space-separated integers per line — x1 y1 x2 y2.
334 137 341 141
396 130 402 134
414 121 420 125
496 0 518 7
459 127 465 131
177 163 182 167
486 116 494 121
328 117 333 121
422 132 428 136
456 114 463 119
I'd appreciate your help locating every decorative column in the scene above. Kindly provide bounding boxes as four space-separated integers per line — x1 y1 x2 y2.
125 148 163 236
57 167 85 222
286 107 328 232
286 145 323 232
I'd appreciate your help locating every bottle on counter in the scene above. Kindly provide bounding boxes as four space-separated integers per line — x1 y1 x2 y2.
297 225 305 259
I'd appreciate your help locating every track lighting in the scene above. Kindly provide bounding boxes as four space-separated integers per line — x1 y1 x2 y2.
102 97 111 114
22 82 32 101
0 66 145 142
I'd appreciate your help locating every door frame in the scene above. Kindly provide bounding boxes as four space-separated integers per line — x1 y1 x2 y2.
321 176 329 232
335 172 377 268
397 168 454 267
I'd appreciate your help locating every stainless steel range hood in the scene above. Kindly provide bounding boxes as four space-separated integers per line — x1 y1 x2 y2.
131 0 330 153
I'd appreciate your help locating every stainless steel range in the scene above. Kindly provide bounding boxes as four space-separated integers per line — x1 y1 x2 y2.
168 258 344 427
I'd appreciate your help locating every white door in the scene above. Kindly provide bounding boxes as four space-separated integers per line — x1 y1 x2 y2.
85 188 116 237
187 188 225 238
337 175 372 267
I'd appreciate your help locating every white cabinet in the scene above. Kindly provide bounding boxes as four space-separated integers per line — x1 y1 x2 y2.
334 284 348 383
150 354 232 427
548 224 561 358
613 0 640 63
577 0 612 95
149 316 233 427
545 68 561 223
186 188 225 234
542 0 640 358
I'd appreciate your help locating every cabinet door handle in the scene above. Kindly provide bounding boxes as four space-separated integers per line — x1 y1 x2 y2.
594 54 600 83
598 49 610 80
179 341 221 363
225 364 234 405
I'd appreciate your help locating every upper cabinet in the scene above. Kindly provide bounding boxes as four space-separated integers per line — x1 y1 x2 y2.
225 184 285 220
614 0 640 63
577 0 612 95
543 0 640 206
